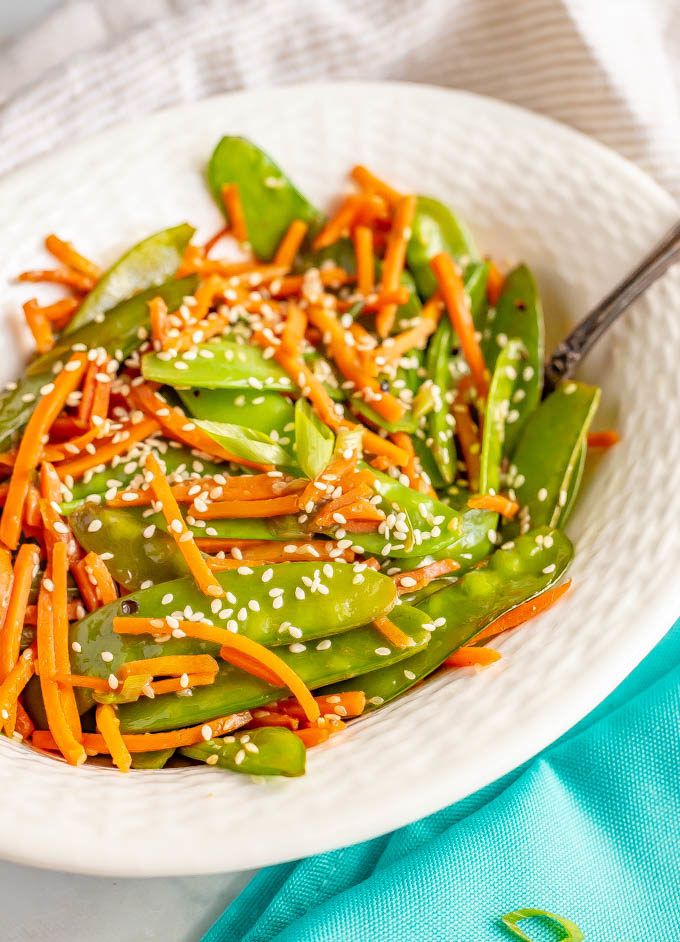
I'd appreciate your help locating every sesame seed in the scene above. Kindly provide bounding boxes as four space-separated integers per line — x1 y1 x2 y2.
206 754 219 765
542 563 556 574
537 488 548 502
289 642 306 653
71 641 82 653
101 651 114 663
375 646 391 656
201 725 212 741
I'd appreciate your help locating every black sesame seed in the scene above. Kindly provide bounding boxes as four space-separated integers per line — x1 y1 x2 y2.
120 599 139 615
380 380 390 392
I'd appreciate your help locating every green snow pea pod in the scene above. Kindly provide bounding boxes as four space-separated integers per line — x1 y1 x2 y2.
322 526 573 709
66 224 195 333
0 275 197 451
560 442 586 526
195 419 296 469
506 382 600 537
479 339 526 494
178 388 295 439
294 398 335 480
181 727 306 777
411 432 446 491
407 196 478 299
351 397 419 435
142 339 295 391
115 603 431 732
69 561 398 675
62 442 224 514
481 265 544 454
426 317 456 484
208 137 323 260
295 237 356 275
71 505 188 589
130 749 175 770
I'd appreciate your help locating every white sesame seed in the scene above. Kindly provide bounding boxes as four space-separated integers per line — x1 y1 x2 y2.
201 725 213 741
101 651 114 663
375 646 391 656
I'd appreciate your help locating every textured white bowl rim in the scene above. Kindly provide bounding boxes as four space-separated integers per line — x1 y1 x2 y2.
0 82 678 877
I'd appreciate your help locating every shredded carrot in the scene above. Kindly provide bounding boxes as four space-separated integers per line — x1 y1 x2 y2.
0 543 41 729
280 303 307 355
107 474 303 508
149 296 168 349
377 293 443 365
376 194 417 338
452 377 481 491
0 547 14 629
118 654 219 681
350 165 404 208
45 234 101 280
71 557 100 612
43 424 103 463
247 709 299 731
372 615 415 650
394 558 459 595
82 551 118 605
221 184 249 243
294 727 331 748
353 225 375 296
95 704 131 773
77 360 99 425
472 581 572 643
269 267 353 298
15 702 35 740
0 351 87 549
192 494 302 520
196 538 355 563
113 618 320 724
486 260 505 306
467 494 520 518
53 673 110 692
36 581 86 766
587 430 620 449
24 485 42 528
445 646 501 668
431 252 488 398
144 451 225 598
274 220 308 267
23 300 55 353
52 541 82 740
129 383 265 469
150 672 216 696
24 297 79 330
313 195 367 250
0 649 35 736
202 226 230 256
216 648 282 686
17 268 95 293
278 691 366 720
33 710 251 755
54 416 159 481
24 601 84 625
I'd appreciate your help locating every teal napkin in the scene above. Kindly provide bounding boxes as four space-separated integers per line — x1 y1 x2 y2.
203 622 679 942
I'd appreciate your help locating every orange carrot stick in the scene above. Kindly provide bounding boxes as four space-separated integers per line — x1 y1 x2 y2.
118 654 219 681
350 165 404 208
52 541 82 740
277 690 366 720
53 673 111 692
0 544 41 725
191 494 301 519
145 451 225 598
26 297 79 330
376 293 443 365
113 617 320 723
294 727 332 747
0 352 87 548
17 268 95 292
95 704 131 772
372 615 414 650
472 581 572 643
274 220 308 267
36 582 86 766
486 260 505 306
353 225 375 296
376 194 417 338
0 648 35 735
33 710 251 755
82 551 118 605
467 494 520 518
394 558 459 595
587 430 620 449
149 296 168 348
23 300 55 353
45 234 101 280
150 672 216 696
445 646 501 668
431 253 488 397
221 184 249 243
54 417 159 481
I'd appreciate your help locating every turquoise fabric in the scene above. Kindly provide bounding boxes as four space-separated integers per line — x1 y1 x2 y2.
203 623 680 941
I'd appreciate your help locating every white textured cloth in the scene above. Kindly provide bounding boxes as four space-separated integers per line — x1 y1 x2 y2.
1 0 679 199
0 3 678 940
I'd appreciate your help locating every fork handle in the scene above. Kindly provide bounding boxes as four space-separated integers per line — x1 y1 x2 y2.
544 220 680 392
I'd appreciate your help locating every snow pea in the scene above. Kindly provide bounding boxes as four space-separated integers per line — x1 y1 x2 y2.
115 603 431 733
506 382 600 537
142 339 295 391
323 526 573 709
195 419 295 469
561 442 586 526
481 265 544 455
208 137 323 260
479 339 525 494
0 275 197 451
181 727 306 777
62 442 225 514
66 224 195 333
131 749 175 770
407 196 478 298
296 237 356 275
426 316 456 484
294 398 334 479
69 561 398 673
178 388 294 439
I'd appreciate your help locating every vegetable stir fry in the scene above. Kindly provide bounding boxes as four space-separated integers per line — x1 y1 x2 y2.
0 138 617 776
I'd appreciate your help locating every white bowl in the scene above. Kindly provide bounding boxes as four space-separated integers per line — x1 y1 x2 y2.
0 82 678 876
